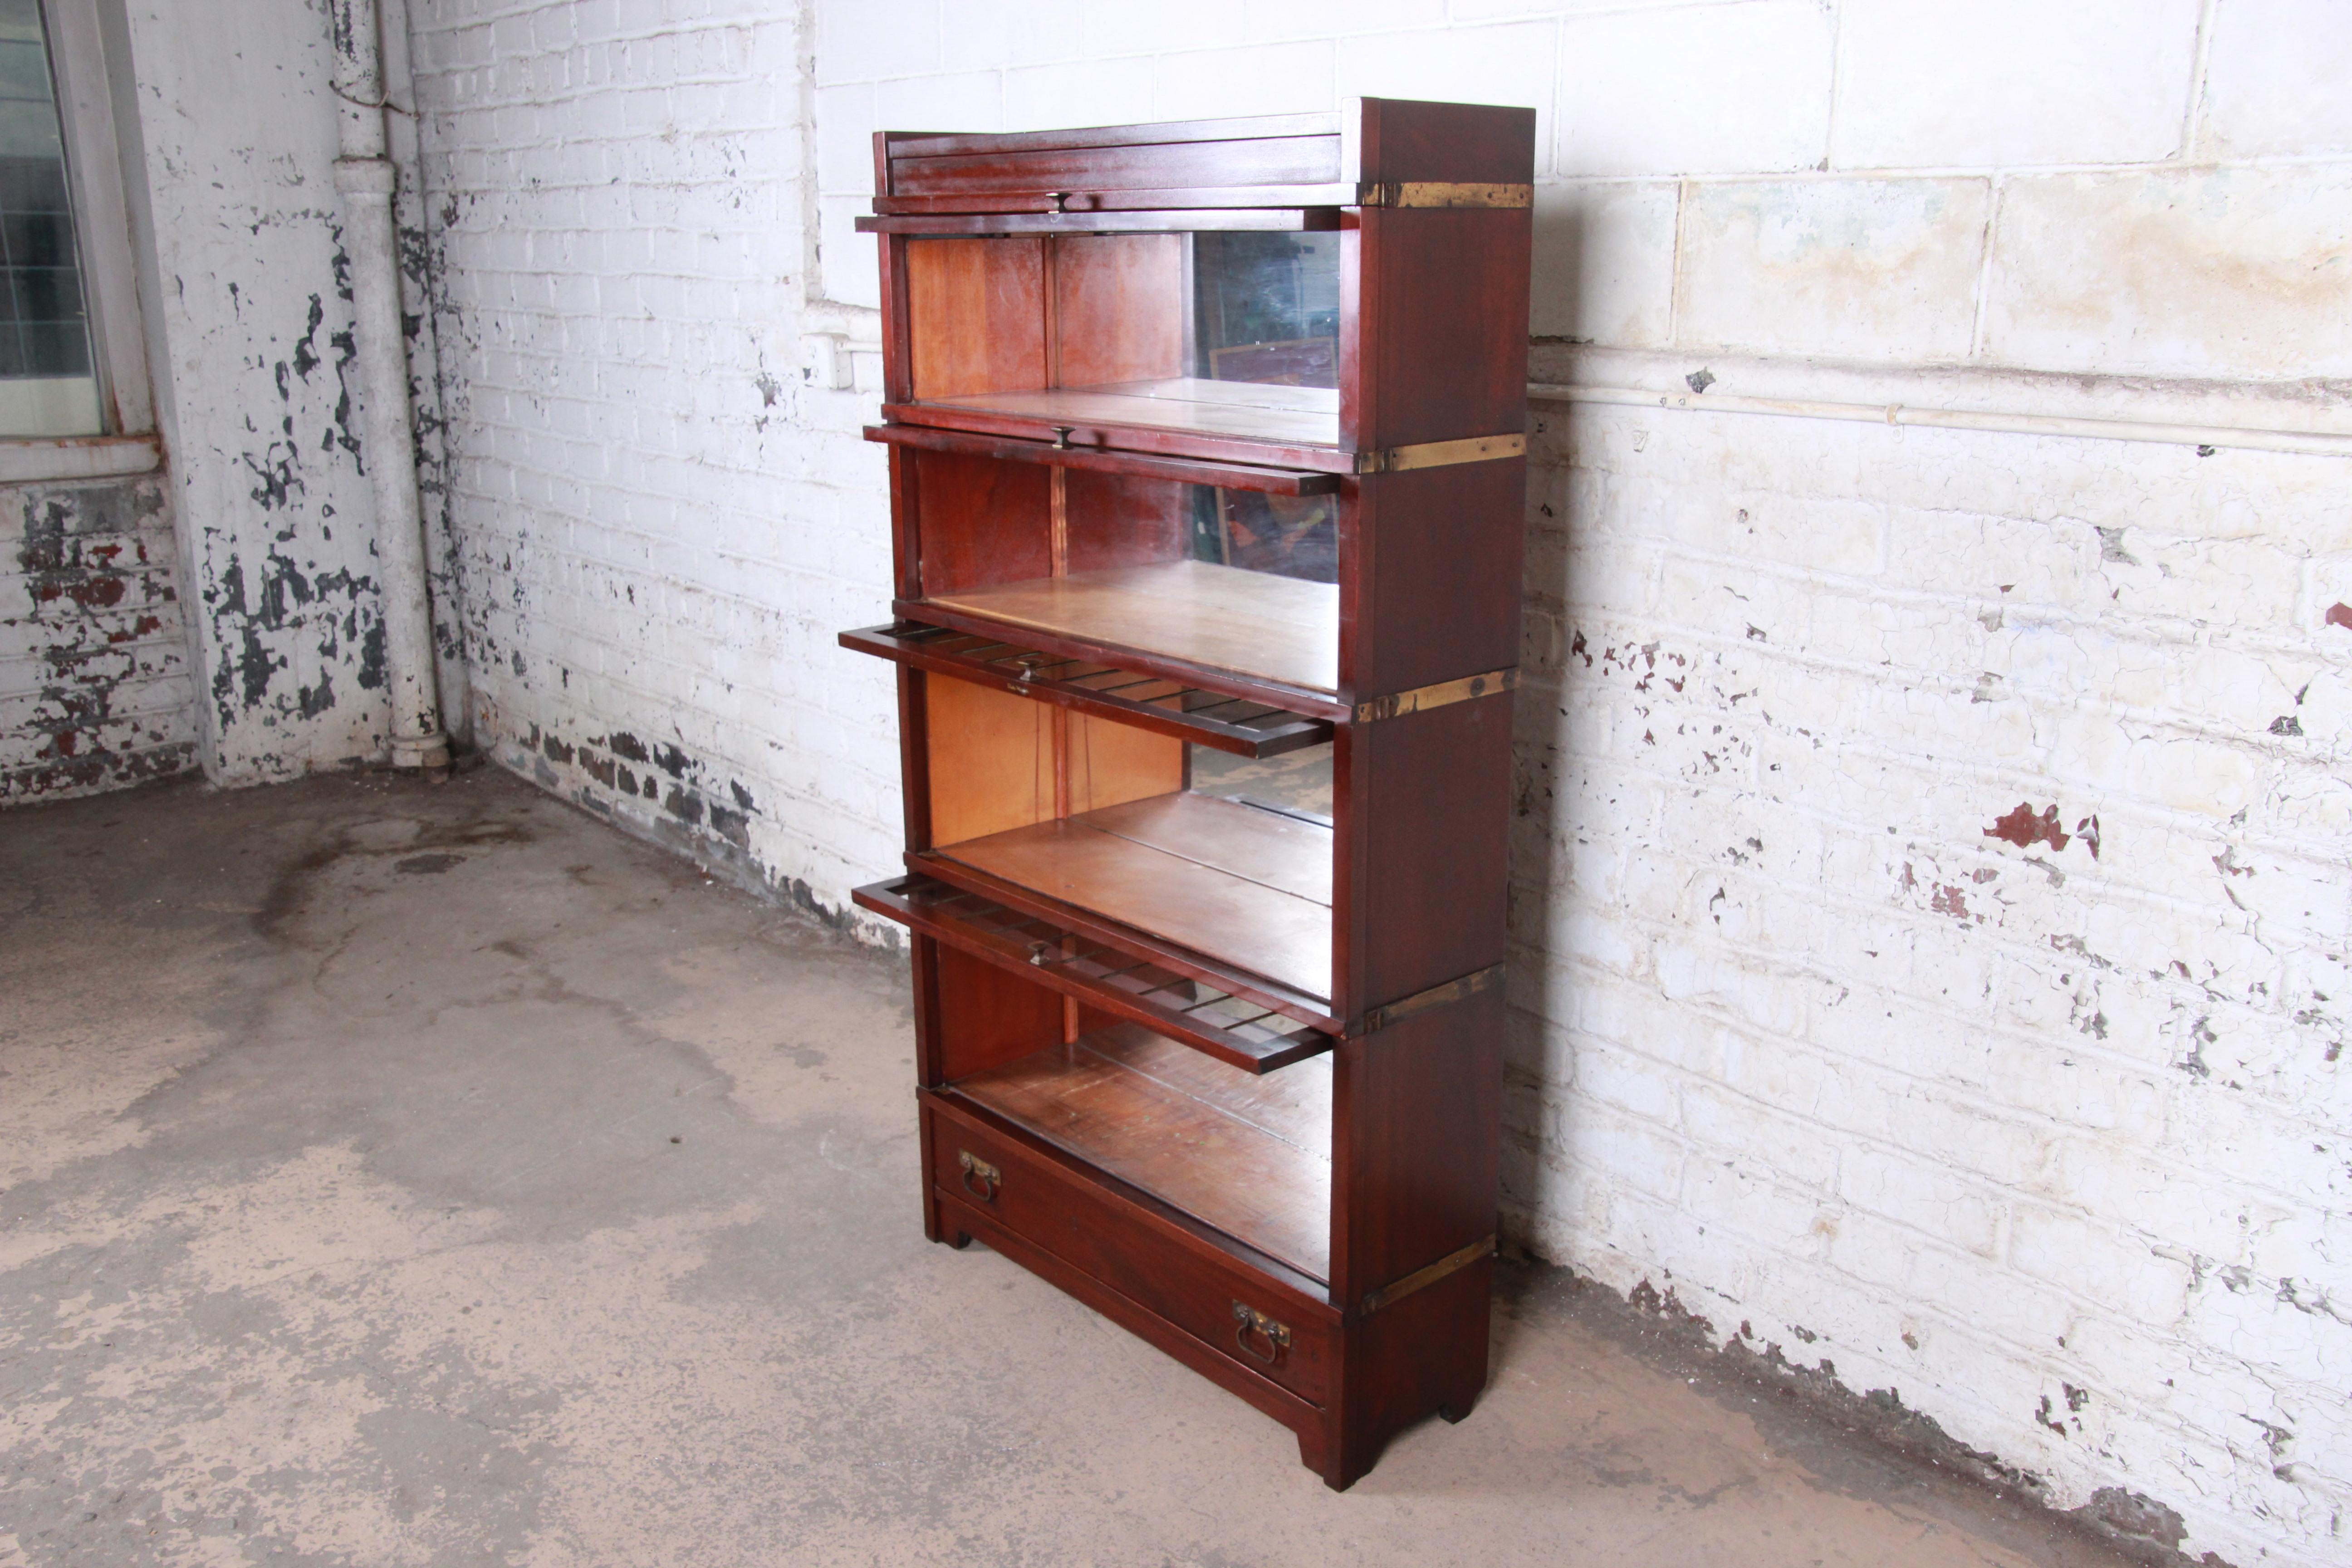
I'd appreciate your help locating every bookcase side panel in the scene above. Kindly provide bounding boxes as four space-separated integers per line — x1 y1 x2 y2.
1358 207 1532 450
1335 691 1512 1012
1355 99 1535 187
1329 982 1505 1303
1344 461 1526 700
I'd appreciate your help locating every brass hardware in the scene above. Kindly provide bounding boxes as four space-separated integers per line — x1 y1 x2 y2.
957 1150 1000 1202
1356 964 1503 1035
1358 181 1533 209
1355 433 1525 474
1360 1236 1497 1316
1231 1301 1292 1365
1049 191 1070 213
1050 425 1075 450
1354 668 1517 724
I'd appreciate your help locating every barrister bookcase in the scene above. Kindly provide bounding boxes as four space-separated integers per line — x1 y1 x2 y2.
839 99 1532 1489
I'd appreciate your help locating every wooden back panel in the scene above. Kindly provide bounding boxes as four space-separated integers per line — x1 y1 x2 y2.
1054 235 1186 387
1063 470 1190 573
908 238 1048 398
914 448 1052 596
924 673 1185 848
926 674 1054 845
1069 712 1184 813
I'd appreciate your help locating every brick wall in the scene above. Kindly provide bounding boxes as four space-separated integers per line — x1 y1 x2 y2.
0 475 196 800
406 3 2352 1562
408 0 900 920
103 0 434 785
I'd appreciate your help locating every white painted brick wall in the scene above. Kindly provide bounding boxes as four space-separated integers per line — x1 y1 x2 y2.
409 0 905 936
400 3 2352 1562
108 0 410 783
0 477 196 799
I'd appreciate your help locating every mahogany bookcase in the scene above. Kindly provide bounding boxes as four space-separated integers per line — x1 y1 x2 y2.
839 98 1531 1490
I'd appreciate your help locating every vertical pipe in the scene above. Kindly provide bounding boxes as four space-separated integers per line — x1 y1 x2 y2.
378 0 471 747
329 0 447 771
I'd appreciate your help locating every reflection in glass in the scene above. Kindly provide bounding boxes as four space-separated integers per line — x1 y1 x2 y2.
1189 232 1340 390
0 0 98 436
1189 739 1333 826
1189 487 1335 584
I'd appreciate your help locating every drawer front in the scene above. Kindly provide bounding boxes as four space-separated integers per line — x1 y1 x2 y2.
927 1098 1334 1406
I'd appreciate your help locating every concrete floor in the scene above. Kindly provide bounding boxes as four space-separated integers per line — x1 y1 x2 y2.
0 769 2153 1568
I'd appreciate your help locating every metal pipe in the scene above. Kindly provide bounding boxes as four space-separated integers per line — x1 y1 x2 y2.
378 0 470 747
329 0 447 771
1529 382 2352 460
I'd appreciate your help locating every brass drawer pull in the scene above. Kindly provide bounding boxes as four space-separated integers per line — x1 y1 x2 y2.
957 1150 1000 1202
1231 1302 1291 1366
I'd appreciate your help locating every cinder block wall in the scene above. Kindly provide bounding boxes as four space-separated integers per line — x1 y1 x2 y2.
406 4 2352 1563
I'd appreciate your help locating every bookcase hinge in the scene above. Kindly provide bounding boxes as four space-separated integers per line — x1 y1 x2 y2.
1353 668 1516 725
1352 963 1503 1036
1357 181 1533 209
1354 433 1525 474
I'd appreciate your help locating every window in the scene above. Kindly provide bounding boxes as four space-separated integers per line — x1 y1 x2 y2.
0 0 96 436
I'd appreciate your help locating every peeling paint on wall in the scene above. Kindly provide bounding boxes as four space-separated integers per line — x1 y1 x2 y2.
1 477 197 800
117 0 407 783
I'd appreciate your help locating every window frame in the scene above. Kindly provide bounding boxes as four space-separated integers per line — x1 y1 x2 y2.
0 0 154 480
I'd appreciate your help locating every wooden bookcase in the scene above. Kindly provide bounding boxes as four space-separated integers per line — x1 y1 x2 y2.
840 99 1532 1490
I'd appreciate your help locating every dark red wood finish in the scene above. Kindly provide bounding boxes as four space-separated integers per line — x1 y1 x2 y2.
848 100 1529 1490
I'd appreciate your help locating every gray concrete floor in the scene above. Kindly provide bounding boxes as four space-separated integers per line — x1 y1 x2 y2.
0 769 2151 1567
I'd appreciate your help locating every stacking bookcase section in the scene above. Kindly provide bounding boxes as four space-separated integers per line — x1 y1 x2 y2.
864 414 1348 710
843 98 1532 1491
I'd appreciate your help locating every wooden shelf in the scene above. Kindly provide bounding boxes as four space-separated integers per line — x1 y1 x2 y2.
858 209 1342 236
952 1024 1332 1281
841 622 1333 758
884 377 1349 471
933 791 1331 1003
853 873 1333 1071
920 559 1338 699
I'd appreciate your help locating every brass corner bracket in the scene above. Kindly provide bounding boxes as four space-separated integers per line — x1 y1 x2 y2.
1358 182 1533 209
1353 962 1504 1036
1354 433 1525 474
1353 668 1517 725
1358 1236 1498 1317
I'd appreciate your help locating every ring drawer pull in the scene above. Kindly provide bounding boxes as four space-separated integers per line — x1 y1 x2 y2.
957 1150 1000 1202
1231 1302 1291 1365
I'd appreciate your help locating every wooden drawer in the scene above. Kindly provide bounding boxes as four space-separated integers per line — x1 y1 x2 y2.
926 1093 1335 1407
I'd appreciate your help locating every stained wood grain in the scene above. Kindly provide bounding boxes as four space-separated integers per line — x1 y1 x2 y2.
1082 792 1330 905
1054 236 1186 387
955 1024 1333 1279
906 237 1046 399
921 379 1341 448
926 559 1338 694
939 791 1332 998
923 672 1052 844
